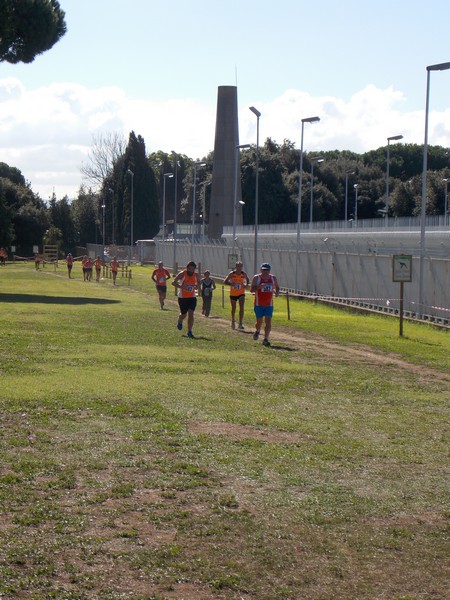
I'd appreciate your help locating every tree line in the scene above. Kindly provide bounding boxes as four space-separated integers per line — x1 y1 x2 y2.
1 131 449 257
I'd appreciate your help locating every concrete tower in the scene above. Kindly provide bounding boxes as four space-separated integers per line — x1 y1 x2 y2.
208 86 243 239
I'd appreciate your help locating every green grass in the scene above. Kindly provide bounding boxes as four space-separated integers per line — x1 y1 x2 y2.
0 262 448 599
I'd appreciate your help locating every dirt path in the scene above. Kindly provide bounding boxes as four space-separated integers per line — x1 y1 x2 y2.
198 309 450 384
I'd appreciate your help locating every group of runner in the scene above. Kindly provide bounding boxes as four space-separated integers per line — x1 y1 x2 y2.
152 260 280 346
65 254 120 284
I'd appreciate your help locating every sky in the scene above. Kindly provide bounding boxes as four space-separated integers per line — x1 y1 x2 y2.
1 0 450 200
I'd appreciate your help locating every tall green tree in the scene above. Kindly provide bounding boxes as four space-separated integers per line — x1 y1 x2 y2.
0 0 66 64
70 186 98 247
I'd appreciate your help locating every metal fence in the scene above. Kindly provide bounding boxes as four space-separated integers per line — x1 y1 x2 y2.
154 237 449 324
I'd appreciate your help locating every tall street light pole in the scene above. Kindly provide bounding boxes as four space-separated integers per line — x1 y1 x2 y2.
101 200 106 260
354 184 359 225
295 115 320 291
386 134 403 224
200 181 211 243
309 156 324 225
249 106 261 275
171 151 178 272
443 178 449 226
127 168 134 265
419 61 450 317
344 170 355 225
191 161 206 245
108 188 115 246
233 144 251 252
162 172 173 242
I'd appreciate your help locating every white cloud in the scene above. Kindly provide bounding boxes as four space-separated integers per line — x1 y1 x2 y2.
0 77 449 200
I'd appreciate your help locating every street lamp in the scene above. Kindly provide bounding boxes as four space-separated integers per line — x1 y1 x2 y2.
233 143 251 251
127 168 134 264
309 156 324 225
295 115 320 290
171 151 178 271
200 181 211 242
162 172 173 242
108 188 115 246
419 61 450 317
344 170 355 224
386 134 403 223
443 178 449 226
191 161 206 245
249 105 261 275
101 201 106 259
354 184 359 225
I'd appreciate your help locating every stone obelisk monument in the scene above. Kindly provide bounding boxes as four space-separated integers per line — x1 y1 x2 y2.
208 85 243 239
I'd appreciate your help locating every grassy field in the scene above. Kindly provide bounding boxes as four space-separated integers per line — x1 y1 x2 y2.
0 262 448 599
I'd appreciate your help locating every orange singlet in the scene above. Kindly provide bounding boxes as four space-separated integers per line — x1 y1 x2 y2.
178 271 199 298
228 272 248 297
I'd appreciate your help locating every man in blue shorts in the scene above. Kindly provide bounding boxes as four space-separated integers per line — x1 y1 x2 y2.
250 263 280 347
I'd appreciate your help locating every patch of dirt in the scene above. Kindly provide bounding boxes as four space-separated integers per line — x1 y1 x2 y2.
200 309 450 384
189 420 315 444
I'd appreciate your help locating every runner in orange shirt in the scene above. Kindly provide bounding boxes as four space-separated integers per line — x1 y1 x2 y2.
110 256 119 285
93 256 103 282
250 263 280 347
151 261 171 309
84 255 93 281
172 261 200 338
34 252 41 270
66 253 73 278
224 261 250 330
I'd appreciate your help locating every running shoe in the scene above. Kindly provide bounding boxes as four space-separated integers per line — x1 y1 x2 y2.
263 338 271 347
187 331 194 338
231 320 236 329
253 330 260 340
177 321 183 331
238 323 244 330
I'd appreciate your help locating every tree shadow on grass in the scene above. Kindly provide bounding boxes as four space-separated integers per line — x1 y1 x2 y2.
0 293 121 305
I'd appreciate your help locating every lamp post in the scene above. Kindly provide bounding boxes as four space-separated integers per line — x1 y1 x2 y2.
354 184 359 225
309 156 324 225
386 134 403 223
191 161 206 245
249 106 261 275
419 61 450 317
171 151 178 271
200 181 211 243
344 170 355 224
108 188 115 246
101 200 105 260
127 168 134 264
443 178 449 226
295 115 320 290
162 172 173 242
233 143 251 252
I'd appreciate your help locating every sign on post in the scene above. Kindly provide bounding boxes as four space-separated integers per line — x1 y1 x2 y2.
228 253 238 270
392 254 412 337
392 254 412 283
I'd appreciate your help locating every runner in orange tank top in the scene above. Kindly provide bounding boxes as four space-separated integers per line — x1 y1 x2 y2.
224 261 250 330
172 261 200 338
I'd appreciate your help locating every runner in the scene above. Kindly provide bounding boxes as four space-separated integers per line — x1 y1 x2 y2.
172 261 200 338
250 263 280 347
84 255 93 281
110 256 119 285
200 270 216 317
223 260 250 329
93 255 103 282
66 253 73 278
151 261 171 309
34 252 41 270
